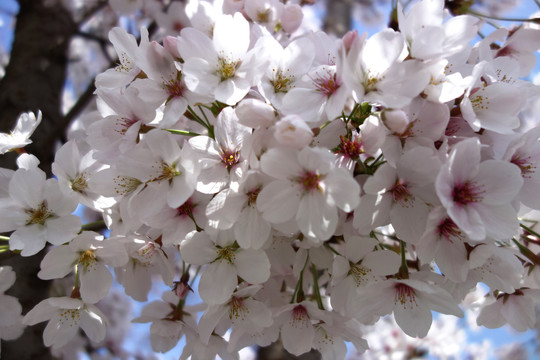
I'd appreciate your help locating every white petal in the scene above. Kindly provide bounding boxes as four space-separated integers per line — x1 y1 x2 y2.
199 260 237 305
80 263 113 304
235 249 270 284
38 246 78 280
257 180 300 224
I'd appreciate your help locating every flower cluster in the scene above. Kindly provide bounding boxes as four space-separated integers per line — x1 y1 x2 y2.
3 0 540 358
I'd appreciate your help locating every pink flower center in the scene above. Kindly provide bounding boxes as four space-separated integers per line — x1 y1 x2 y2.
452 181 483 206
229 296 246 320
394 283 417 308
391 180 413 206
116 117 139 134
511 154 535 178
437 217 463 243
291 304 310 324
220 148 240 171
297 171 322 193
165 78 184 98
247 187 261 206
336 135 363 160
311 68 340 97
176 198 196 218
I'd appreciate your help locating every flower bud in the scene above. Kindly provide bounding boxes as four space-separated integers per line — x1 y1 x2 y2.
281 4 303 33
274 114 313 149
383 109 409 134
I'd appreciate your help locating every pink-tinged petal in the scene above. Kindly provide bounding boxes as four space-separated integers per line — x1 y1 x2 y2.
80 306 107 343
213 13 249 59
44 179 78 216
0 204 26 232
297 147 334 174
345 236 377 263
180 231 217 265
187 136 221 160
132 301 172 323
9 168 45 208
448 138 481 184
215 78 250 106
326 170 360 212
144 130 181 165
476 302 506 329
122 264 152 302
22 299 57 326
257 180 300 223
43 311 79 348
475 203 519 240
475 160 523 205
80 263 113 304
196 166 229 194
281 88 326 123
0 294 22 326
215 107 250 151
10 225 47 257
235 249 270 284
447 204 485 241
128 183 168 220
182 57 220 95
178 27 215 61
352 193 392 233
234 206 271 249
363 164 396 194
198 305 228 345
435 240 468 282
297 192 338 240
199 260 237 305
281 308 315 356
96 241 128 267
46 215 81 246
501 297 535 331
393 298 432 338
362 29 404 74
150 320 184 352
206 189 244 230
390 199 430 245
48 297 83 309
260 148 302 180
168 174 196 208
362 250 401 276
38 246 78 280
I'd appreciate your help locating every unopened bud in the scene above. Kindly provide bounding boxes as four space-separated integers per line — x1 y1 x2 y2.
383 109 409 134
281 4 303 33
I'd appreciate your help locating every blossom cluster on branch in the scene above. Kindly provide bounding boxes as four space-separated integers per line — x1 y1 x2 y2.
2 0 540 358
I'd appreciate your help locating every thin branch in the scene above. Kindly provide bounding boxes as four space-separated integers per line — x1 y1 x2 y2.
77 0 108 26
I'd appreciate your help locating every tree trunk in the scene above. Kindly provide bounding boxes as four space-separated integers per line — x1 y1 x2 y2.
0 1 76 359
323 0 353 37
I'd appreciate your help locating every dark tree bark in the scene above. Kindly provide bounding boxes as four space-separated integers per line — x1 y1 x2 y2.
324 0 353 37
0 1 77 359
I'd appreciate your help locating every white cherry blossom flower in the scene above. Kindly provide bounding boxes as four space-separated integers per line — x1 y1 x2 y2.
354 277 463 338
342 29 430 108
0 157 80 256
0 110 41 154
257 146 360 241
435 138 523 241
179 13 270 105
0 266 24 353
187 107 250 194
477 289 540 332
23 297 107 349
38 231 128 304
132 291 198 353
180 230 270 305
